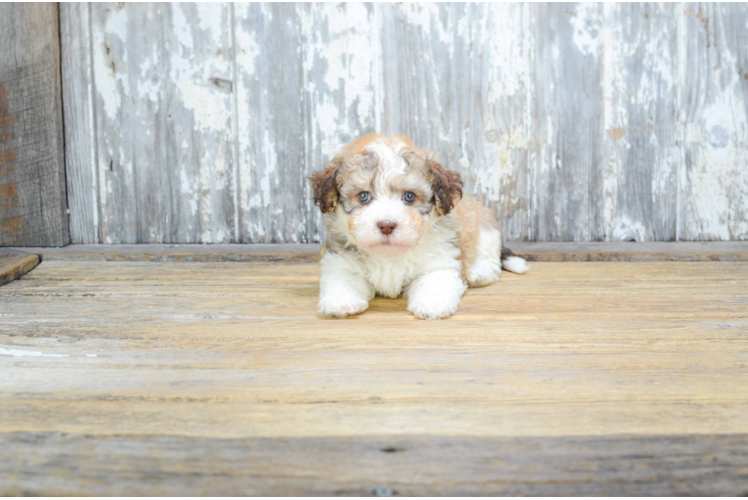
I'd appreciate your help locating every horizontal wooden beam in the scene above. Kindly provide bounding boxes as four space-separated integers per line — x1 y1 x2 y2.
2 432 747 496
7 242 748 263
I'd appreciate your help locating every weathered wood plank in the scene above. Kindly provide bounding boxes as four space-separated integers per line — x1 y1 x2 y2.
60 3 99 245
3 432 748 496
0 249 39 286
0 3 68 247
680 3 748 241
599 4 679 241
162 3 236 244
7 242 748 263
1 261 747 435
1 260 747 493
529 3 603 242
88 3 237 244
234 4 307 243
89 3 138 244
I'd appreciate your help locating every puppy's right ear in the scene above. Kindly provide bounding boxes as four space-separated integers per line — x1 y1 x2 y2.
310 158 342 213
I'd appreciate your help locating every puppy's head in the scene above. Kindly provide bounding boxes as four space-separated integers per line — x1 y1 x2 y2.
311 134 462 257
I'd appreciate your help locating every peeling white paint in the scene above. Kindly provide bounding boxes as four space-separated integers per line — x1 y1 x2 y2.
69 3 748 244
570 3 601 57
93 7 129 120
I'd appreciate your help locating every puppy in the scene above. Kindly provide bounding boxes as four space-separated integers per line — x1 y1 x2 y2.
310 133 529 320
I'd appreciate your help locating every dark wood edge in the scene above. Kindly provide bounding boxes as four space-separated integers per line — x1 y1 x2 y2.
2 432 747 496
0 250 40 286
6 242 748 262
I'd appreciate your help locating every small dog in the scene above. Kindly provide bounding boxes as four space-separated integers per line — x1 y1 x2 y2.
311 133 528 319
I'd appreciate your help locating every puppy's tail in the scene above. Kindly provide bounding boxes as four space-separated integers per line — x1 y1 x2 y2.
501 247 530 274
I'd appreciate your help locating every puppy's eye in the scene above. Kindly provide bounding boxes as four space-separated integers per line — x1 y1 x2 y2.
358 192 371 204
402 191 416 203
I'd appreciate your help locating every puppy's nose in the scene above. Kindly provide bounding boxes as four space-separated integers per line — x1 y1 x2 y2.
377 220 397 235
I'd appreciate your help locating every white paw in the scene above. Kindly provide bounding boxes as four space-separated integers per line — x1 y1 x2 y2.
318 294 369 318
407 292 461 320
467 262 501 287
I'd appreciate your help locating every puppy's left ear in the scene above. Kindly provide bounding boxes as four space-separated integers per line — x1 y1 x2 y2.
429 158 462 214
310 158 342 213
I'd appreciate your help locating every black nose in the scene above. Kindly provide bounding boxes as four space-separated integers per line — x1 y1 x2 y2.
377 220 397 235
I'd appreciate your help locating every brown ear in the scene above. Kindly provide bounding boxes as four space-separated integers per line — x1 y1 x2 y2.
429 158 462 214
310 160 341 213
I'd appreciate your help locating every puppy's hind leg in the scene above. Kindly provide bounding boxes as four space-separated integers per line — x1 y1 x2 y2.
465 226 503 287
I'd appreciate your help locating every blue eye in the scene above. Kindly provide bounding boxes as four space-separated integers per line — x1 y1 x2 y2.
358 192 371 203
403 191 416 203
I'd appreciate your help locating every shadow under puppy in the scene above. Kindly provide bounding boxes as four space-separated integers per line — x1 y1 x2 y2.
311 133 529 320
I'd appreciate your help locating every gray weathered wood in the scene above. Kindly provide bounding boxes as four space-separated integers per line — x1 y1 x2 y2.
599 3 679 241
60 3 99 245
85 3 237 244
680 3 748 241
234 3 307 243
7 241 748 263
529 3 603 242
3 432 748 496
162 3 236 244
61 3 748 244
0 3 68 247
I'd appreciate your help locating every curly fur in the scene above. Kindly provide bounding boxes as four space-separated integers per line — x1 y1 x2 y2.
311 134 528 319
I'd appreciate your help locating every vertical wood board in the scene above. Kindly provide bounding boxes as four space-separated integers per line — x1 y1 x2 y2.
0 3 68 247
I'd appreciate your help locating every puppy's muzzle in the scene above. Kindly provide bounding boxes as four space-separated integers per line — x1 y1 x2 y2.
377 220 397 236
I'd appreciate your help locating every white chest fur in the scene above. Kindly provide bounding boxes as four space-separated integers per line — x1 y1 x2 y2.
359 218 461 298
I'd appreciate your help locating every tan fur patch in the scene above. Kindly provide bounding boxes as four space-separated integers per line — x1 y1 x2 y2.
407 209 425 237
453 194 500 281
347 210 360 233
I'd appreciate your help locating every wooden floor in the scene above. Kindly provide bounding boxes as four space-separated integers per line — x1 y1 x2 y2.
2 258 748 495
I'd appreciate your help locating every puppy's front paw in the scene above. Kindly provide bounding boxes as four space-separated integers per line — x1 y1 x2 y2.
318 294 369 318
407 292 461 320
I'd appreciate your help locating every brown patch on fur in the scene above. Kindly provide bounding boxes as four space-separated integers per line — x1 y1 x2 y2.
407 209 426 237
347 210 360 233
310 161 342 213
399 144 462 215
428 158 462 214
454 194 500 281
311 134 386 213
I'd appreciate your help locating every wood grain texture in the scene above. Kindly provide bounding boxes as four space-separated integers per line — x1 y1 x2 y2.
679 3 748 241
234 3 307 243
600 3 679 242
0 249 39 286
61 3 748 244
530 3 603 242
7 241 748 263
0 3 68 247
3 433 748 496
87 3 237 244
1 260 747 494
60 3 99 245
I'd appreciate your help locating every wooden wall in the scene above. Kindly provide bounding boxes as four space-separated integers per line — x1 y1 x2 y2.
0 3 68 247
60 3 748 244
